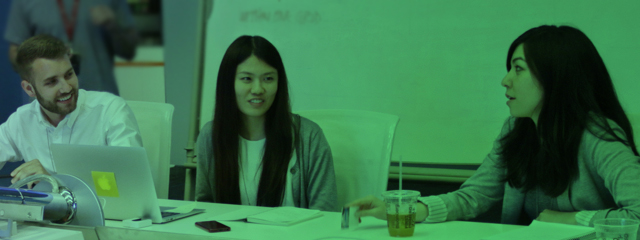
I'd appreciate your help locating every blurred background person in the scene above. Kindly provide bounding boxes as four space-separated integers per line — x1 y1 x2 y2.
5 0 138 95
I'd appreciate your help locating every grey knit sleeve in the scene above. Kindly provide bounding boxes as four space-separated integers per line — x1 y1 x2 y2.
300 118 338 212
435 117 513 221
195 121 215 202
584 125 640 225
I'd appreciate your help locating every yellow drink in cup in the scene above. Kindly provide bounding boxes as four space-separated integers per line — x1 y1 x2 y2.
382 190 421 237
387 213 417 237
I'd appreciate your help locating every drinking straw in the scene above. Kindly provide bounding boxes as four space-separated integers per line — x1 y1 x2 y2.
399 155 403 191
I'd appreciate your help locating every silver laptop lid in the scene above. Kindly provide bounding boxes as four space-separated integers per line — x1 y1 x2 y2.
51 144 163 223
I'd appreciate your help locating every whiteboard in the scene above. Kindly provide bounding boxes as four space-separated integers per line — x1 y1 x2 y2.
200 0 640 165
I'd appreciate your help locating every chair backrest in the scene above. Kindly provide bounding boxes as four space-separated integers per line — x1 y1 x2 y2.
296 109 399 209
628 113 640 150
127 101 175 199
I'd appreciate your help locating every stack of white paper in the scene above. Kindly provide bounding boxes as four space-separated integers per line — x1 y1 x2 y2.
483 220 595 240
246 207 323 226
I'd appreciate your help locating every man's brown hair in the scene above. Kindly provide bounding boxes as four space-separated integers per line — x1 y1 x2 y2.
15 34 69 82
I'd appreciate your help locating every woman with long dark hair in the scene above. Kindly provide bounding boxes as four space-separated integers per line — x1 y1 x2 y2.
350 25 640 226
195 36 337 211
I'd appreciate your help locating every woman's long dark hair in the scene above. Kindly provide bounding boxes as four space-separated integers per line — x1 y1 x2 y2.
211 36 293 206
499 25 639 197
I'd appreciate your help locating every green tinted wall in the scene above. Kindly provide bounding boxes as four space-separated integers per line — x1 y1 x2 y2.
200 0 640 164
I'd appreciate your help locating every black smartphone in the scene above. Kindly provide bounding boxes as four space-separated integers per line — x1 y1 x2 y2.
195 220 231 233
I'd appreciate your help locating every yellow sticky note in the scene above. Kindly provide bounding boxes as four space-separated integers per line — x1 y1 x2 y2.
91 171 120 197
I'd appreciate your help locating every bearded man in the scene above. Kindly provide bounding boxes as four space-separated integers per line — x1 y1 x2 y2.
0 34 142 188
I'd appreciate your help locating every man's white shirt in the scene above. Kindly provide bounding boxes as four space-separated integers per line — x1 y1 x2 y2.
0 89 142 173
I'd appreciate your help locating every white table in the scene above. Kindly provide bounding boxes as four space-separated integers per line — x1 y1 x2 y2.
7 224 84 240
104 199 524 240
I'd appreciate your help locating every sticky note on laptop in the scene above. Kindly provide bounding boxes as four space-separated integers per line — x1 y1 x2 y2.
91 171 120 197
165 202 197 214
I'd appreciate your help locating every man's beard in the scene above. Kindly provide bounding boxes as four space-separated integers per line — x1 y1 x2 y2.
34 86 79 116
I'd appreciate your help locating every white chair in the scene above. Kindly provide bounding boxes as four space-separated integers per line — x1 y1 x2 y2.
296 109 400 210
127 101 175 199
628 113 640 149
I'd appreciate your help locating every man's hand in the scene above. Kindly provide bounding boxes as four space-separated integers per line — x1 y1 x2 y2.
91 5 116 28
536 209 578 225
11 159 49 189
8 44 19 67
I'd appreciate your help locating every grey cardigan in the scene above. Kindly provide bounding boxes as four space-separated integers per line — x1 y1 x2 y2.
424 117 640 226
195 114 338 212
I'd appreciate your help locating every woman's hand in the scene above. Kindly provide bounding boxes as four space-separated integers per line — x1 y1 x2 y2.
345 195 387 220
536 209 578 225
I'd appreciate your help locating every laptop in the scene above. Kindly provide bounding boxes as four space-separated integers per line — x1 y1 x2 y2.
51 144 204 223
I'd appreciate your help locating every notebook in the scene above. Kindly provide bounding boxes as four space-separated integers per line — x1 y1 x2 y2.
246 207 323 226
211 206 323 226
51 144 204 223
483 220 595 240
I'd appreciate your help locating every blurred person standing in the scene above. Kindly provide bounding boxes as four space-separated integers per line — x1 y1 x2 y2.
4 0 138 95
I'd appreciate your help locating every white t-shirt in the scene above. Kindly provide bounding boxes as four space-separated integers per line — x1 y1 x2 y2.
239 136 296 206
0 89 142 173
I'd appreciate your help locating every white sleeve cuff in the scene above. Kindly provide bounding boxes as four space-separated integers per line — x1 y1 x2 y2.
419 196 448 222
575 210 598 226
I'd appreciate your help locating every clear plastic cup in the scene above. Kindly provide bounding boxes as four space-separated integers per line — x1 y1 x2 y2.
382 190 421 237
594 218 640 240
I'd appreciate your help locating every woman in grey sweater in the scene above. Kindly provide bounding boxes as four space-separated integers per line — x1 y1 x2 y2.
350 25 640 226
195 36 337 211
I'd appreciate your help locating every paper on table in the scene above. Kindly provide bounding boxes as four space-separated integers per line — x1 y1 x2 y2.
211 207 272 221
247 207 323 226
164 202 197 213
483 220 595 240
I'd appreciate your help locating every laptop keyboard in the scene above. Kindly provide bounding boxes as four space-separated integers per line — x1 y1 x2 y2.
161 211 180 218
